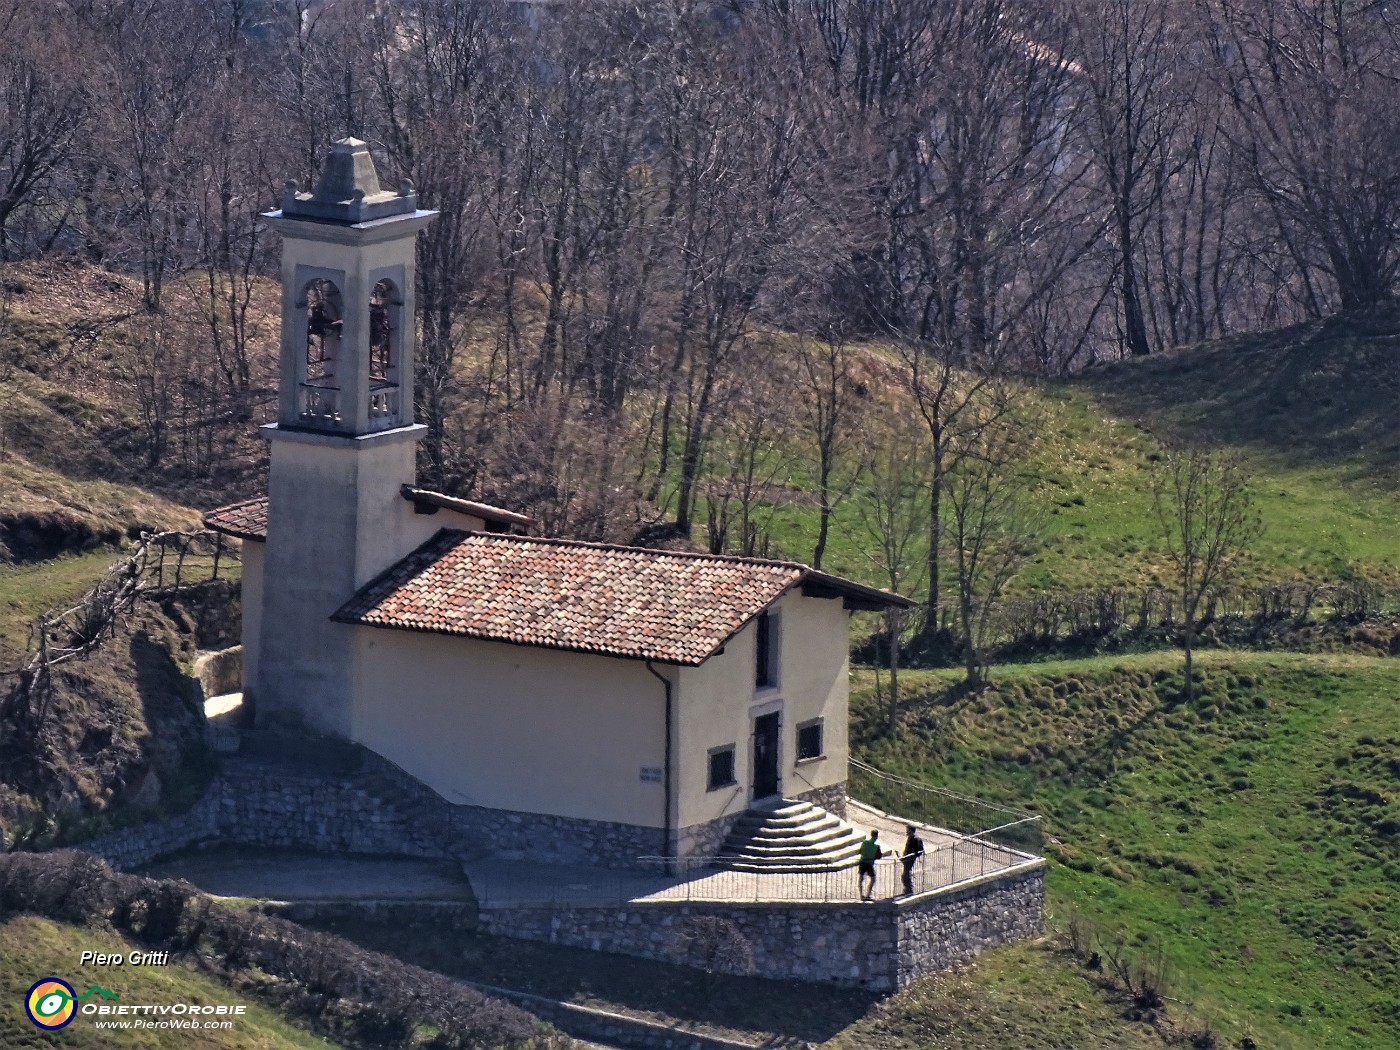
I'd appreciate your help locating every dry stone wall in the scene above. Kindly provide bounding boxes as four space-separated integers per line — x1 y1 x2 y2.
81 767 434 871
80 753 660 873
477 862 1045 992
75 754 1043 994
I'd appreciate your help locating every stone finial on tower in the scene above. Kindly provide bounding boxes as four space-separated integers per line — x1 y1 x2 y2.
280 138 418 225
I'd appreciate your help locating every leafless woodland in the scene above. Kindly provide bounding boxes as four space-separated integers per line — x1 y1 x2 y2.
2 0 1394 560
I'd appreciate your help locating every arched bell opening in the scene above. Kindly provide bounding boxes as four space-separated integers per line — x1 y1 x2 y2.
368 278 405 429
299 278 344 427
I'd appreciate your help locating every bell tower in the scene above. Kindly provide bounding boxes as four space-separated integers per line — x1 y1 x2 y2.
254 138 436 736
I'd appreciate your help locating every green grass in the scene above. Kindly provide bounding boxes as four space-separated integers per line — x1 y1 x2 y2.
693 312 1400 595
700 374 1400 595
1021 384 1400 591
852 650 1400 1049
825 939 1188 1049
306 913 1193 1049
0 915 334 1048
0 550 126 662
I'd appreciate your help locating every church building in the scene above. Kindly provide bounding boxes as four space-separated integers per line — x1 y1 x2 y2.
205 138 911 867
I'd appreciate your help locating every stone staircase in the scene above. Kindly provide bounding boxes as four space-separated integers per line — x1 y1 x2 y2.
717 798 864 873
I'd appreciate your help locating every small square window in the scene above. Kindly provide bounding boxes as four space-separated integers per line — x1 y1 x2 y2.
796 719 823 761
708 745 736 790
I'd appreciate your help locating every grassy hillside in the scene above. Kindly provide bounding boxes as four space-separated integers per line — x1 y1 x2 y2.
0 915 333 1049
309 911 1196 1049
825 939 1192 1049
852 652 1400 1050
756 345 1400 593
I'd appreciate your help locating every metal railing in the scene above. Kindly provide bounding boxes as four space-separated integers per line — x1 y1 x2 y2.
470 837 1037 909
471 806 1040 910
849 758 1044 853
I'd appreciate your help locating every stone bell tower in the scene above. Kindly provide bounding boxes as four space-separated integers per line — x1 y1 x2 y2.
254 138 436 736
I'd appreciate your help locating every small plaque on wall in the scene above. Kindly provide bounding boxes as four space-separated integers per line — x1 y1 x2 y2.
639 766 663 783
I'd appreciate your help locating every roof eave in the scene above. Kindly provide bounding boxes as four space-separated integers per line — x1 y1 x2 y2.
800 570 915 611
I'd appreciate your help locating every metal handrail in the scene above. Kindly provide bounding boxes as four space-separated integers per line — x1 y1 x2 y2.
849 758 1036 820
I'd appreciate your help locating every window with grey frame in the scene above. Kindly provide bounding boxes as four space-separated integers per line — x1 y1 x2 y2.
707 745 736 790
796 718 823 761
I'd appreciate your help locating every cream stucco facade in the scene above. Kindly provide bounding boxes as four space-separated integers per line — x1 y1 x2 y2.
208 139 903 869
352 629 672 831
321 583 852 860
673 589 849 833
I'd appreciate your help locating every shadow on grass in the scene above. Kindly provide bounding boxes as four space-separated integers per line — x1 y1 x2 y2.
1075 307 1400 487
302 915 880 1045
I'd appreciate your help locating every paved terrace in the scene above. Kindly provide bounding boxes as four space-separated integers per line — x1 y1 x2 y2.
468 801 1039 908
138 803 1037 909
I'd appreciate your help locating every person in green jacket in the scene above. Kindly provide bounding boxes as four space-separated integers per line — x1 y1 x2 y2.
858 830 884 901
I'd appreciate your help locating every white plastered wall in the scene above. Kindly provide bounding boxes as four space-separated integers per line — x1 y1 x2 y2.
395 504 488 551
351 628 670 828
238 540 265 698
673 588 851 831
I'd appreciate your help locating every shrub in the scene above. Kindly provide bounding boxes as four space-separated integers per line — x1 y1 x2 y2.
0 852 555 1048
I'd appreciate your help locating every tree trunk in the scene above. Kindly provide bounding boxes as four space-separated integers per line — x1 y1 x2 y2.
886 608 902 736
1183 620 1194 703
813 451 832 569
925 461 943 631
1120 205 1151 357
961 589 979 688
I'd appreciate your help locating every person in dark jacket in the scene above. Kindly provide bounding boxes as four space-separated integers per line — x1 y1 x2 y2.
901 825 926 896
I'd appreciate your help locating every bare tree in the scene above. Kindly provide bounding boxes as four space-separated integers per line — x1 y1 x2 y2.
858 415 929 734
790 324 861 568
1205 0 1400 311
0 2 85 258
902 344 1006 637
1069 0 1188 357
80 0 216 310
702 352 792 557
945 412 1042 688
1150 440 1263 701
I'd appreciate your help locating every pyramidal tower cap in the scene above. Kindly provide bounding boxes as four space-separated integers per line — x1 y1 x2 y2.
280 138 418 224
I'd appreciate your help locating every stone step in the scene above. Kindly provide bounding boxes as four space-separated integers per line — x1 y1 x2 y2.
722 857 860 874
722 840 862 862
750 806 817 823
732 806 831 830
735 819 848 842
718 797 862 874
724 835 862 860
727 826 860 852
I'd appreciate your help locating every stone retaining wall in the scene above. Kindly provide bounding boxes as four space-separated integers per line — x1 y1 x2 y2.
82 755 661 873
262 899 478 929
81 767 436 871
794 781 848 820
896 866 1045 983
478 862 1045 992
82 747 854 875
75 756 1043 994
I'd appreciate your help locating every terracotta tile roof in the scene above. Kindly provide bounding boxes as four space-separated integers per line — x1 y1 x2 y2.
332 530 909 665
203 497 268 542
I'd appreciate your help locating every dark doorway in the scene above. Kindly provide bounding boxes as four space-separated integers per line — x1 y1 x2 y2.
752 712 780 800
